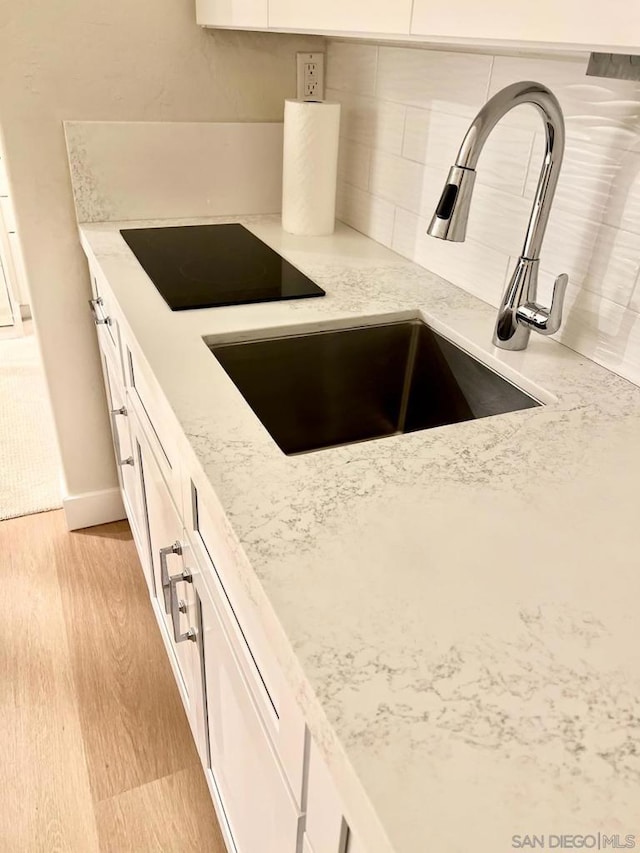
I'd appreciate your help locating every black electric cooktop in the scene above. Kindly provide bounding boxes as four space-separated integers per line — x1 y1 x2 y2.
120 223 326 310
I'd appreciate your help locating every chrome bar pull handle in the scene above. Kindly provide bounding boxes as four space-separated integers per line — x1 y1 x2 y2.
159 541 182 613
88 297 112 325
109 408 132 471
169 569 196 643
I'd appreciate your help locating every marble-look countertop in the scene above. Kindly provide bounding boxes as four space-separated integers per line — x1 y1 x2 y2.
80 214 640 853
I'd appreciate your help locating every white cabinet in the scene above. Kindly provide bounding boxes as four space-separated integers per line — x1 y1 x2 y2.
410 0 640 49
101 350 147 567
268 0 411 34
136 421 207 758
195 0 267 28
197 0 640 51
199 577 303 853
0 255 14 327
305 740 348 853
87 268 358 853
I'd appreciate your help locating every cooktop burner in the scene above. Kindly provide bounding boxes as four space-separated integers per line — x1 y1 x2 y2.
119 223 325 310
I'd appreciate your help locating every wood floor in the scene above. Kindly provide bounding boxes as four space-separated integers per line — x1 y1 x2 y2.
0 510 226 852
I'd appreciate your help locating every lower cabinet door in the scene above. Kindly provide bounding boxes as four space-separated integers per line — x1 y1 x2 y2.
306 740 349 853
137 424 206 755
101 349 150 582
199 578 302 853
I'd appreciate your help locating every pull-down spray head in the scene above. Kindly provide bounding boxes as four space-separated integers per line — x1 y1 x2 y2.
427 165 476 242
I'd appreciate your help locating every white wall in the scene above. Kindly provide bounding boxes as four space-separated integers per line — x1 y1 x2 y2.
328 41 640 385
0 0 320 520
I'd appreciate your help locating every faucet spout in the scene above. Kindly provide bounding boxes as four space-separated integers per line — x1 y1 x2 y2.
427 81 568 351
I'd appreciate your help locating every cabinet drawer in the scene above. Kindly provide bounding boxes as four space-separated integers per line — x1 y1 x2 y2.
137 424 207 757
90 270 123 383
306 740 349 853
125 344 182 516
199 575 302 853
101 349 141 534
187 477 306 805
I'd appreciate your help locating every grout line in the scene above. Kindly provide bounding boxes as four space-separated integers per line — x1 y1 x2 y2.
399 105 408 156
484 55 495 103
625 267 640 311
364 143 372 192
373 44 380 97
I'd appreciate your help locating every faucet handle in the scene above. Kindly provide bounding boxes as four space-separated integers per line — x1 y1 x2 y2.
516 273 568 336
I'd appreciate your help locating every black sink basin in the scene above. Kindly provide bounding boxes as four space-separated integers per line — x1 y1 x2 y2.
209 319 540 454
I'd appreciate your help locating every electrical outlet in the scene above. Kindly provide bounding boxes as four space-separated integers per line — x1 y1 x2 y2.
296 52 325 100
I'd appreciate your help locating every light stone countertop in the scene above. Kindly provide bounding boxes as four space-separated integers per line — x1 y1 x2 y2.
80 214 640 853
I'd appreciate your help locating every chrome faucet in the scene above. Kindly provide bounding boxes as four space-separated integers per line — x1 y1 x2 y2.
428 81 568 351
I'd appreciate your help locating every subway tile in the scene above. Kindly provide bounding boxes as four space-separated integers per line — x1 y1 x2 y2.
554 285 640 386
336 181 396 247
392 207 510 306
489 55 640 151
403 107 534 195
327 88 405 154
367 162 534 259
376 47 492 118
337 138 370 191
536 224 640 309
326 42 378 97
581 226 640 307
368 150 426 212
538 207 604 289
630 271 640 314
525 134 629 224
402 107 464 168
465 184 532 256
369 150 531 255
603 150 640 236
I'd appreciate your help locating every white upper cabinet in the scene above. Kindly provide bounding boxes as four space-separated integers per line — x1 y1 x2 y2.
195 0 268 29
410 0 640 50
268 0 412 34
197 0 639 52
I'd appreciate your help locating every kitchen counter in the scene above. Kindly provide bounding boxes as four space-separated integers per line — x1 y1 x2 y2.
80 214 640 853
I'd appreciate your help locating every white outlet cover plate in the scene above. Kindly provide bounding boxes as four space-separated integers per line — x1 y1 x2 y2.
296 52 325 100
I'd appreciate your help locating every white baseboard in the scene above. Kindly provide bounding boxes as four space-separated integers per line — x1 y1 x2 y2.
63 486 126 531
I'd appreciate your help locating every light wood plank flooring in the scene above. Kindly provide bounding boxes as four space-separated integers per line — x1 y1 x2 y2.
0 510 225 852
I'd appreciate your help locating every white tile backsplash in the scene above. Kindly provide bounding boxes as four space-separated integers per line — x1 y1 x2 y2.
368 150 425 212
403 107 534 195
328 40 640 386
326 88 405 154
489 55 640 151
336 182 396 248
392 208 511 306
603 150 640 236
376 47 492 118
325 42 378 96
337 138 370 191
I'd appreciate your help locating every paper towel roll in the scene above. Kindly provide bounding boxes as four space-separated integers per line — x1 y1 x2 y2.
282 99 341 236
